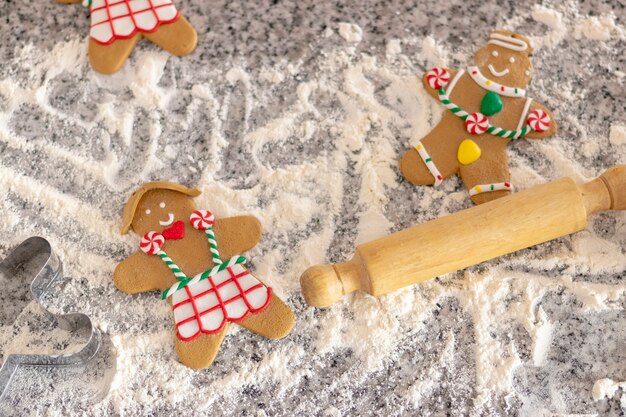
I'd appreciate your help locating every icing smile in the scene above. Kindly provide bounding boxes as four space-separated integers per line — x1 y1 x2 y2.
159 213 175 226
488 64 509 77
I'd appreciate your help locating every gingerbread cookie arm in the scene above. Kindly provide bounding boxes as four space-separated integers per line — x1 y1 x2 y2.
422 68 458 100
400 112 463 186
113 250 174 294
175 327 229 369
458 137 512 205
237 290 295 339
523 103 558 139
212 215 263 258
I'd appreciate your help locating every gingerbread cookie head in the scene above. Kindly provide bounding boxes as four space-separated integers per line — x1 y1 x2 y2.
121 182 200 236
473 31 533 89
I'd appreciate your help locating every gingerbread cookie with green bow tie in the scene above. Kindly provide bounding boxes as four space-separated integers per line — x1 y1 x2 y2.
114 182 294 369
400 31 558 204
58 0 197 74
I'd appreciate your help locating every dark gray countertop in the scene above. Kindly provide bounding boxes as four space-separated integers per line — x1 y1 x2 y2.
0 1 625 416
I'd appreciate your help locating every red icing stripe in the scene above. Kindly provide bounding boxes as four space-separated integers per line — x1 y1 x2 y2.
89 0 181 45
173 267 272 342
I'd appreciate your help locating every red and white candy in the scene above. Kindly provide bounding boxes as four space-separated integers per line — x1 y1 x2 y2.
465 113 489 135
140 231 164 255
425 67 450 90
527 109 551 132
190 210 215 231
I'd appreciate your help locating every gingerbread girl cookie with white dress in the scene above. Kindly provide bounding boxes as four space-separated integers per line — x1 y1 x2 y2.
400 31 557 204
114 182 294 369
58 0 197 74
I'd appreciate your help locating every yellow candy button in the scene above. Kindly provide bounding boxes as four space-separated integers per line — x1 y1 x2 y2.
458 139 481 165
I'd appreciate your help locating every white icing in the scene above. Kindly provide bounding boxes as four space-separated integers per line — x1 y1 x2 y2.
468 182 513 196
487 64 510 77
414 141 443 186
445 68 465 97
171 264 270 339
467 66 526 97
159 202 165 208
89 0 179 44
158 213 174 226
488 33 528 51
516 97 533 131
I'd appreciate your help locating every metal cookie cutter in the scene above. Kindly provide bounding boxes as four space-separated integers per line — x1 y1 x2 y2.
0 237 111 409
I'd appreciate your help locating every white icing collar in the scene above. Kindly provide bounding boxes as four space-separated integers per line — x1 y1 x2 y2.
467 66 526 98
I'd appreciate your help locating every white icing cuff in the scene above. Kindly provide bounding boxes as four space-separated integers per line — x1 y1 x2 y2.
468 182 513 196
414 142 443 187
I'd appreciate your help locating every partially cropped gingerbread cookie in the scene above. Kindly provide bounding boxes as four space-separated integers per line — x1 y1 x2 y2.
114 182 294 369
400 31 557 204
58 0 197 74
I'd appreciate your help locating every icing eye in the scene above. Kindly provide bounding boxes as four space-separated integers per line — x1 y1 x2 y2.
159 202 166 208
509 57 515 63
491 51 499 57
145 209 151 215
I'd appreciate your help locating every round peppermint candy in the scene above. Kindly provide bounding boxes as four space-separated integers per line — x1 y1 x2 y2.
190 210 215 230
465 113 489 135
527 109 550 132
425 67 450 90
140 231 164 255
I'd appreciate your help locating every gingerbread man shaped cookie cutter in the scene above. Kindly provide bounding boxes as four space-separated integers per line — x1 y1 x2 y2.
0 237 108 404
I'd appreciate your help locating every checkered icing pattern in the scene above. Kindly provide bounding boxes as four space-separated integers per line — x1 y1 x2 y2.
89 0 180 44
171 263 272 341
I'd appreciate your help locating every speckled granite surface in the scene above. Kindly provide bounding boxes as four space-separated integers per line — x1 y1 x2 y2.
0 1 625 416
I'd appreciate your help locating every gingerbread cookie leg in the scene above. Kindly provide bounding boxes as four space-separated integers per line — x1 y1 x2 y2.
88 35 141 75
237 292 295 339
400 112 463 186
175 325 229 369
458 137 512 205
143 17 198 56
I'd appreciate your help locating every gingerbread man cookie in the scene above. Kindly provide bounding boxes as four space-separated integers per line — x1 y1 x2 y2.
58 0 197 74
400 31 557 204
114 182 294 369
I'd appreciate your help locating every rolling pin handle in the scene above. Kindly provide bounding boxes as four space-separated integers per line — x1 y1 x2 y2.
300 260 362 308
580 165 626 215
600 165 626 210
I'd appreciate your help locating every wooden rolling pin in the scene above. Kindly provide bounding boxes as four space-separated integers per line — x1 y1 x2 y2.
300 165 626 307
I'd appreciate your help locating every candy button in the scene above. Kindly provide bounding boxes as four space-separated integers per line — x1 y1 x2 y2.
457 139 482 165
480 91 503 116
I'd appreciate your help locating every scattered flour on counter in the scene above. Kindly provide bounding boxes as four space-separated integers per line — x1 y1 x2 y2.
386 39 402 57
530 5 568 49
419 35 449 66
0 2 625 416
609 124 626 148
338 22 363 43
592 378 626 401
574 14 625 41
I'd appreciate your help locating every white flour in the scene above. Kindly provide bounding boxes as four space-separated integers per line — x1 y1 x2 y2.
0 2 625 416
